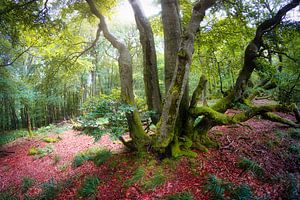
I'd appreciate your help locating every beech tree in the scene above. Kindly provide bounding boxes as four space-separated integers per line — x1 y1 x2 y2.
1 0 299 157
83 0 299 157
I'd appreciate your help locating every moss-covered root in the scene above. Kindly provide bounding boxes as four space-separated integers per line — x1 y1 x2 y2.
170 137 197 158
192 133 219 153
263 112 299 128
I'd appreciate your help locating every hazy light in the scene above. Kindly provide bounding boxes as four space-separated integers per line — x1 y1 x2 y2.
111 0 161 24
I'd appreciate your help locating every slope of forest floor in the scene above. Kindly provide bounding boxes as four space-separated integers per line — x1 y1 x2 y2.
0 104 299 199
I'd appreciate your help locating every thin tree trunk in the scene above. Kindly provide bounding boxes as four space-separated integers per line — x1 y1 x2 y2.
24 105 33 137
86 0 148 150
129 0 162 124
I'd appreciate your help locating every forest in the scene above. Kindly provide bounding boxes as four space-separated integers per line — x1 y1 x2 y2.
0 0 299 199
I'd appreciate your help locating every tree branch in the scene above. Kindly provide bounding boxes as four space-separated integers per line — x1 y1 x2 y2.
0 45 33 67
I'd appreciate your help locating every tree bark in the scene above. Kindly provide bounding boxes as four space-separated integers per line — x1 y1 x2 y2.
154 0 216 149
161 0 182 93
129 0 162 124
86 0 148 151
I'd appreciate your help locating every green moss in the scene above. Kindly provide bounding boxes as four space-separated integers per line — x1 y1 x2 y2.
211 92 234 112
43 137 60 143
171 139 197 158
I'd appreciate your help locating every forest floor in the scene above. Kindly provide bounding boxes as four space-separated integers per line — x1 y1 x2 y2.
0 100 299 199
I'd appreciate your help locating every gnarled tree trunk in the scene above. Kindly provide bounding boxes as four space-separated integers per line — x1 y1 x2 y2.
154 0 216 152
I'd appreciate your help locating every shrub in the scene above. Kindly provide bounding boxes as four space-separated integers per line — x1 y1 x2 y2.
166 191 195 200
52 154 61 165
0 192 18 200
77 175 100 198
21 177 35 193
284 173 300 200
237 158 264 177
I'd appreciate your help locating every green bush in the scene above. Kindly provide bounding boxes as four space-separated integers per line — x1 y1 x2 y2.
78 93 137 140
166 191 195 200
284 173 300 200
288 143 300 154
77 175 100 198
28 144 54 158
0 191 18 200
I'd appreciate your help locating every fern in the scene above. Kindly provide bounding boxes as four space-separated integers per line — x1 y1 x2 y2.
38 178 61 200
72 148 111 168
166 191 195 200
77 175 100 198
143 172 166 190
284 173 300 199
289 128 300 138
21 177 35 193
92 149 112 166
123 166 145 187
204 174 232 200
238 158 264 177
230 184 253 200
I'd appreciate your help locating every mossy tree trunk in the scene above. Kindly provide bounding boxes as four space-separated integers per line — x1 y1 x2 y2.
154 0 216 153
163 0 300 157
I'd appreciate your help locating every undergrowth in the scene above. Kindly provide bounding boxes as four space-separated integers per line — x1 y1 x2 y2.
142 170 166 190
77 175 100 198
38 178 61 200
0 129 27 146
238 157 264 177
204 174 257 200
283 173 300 199
28 144 54 159
123 166 145 187
165 191 195 200
21 177 35 194
289 128 300 138
72 147 112 168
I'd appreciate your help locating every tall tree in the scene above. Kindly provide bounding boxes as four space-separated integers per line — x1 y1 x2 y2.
129 0 162 124
86 0 148 151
